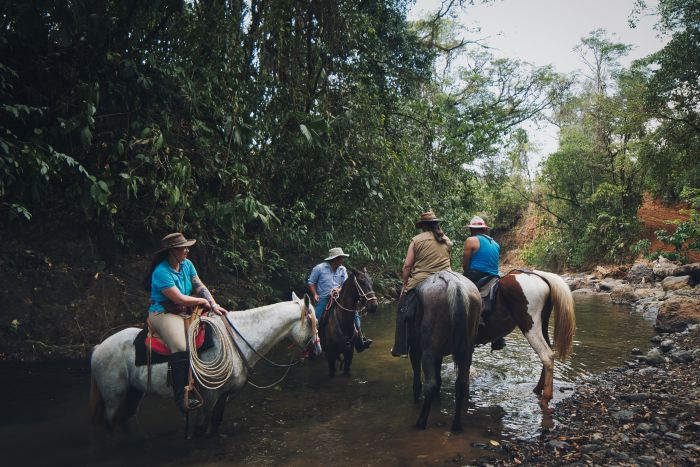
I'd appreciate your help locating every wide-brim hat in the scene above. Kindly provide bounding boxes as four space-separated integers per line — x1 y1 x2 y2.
324 247 349 261
415 211 441 227
156 232 196 253
467 216 489 229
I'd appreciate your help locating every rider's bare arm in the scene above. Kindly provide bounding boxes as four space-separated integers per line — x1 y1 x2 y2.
462 236 480 271
192 276 225 315
161 286 210 309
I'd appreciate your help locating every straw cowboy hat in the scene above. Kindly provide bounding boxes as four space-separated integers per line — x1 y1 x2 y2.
415 211 442 227
157 232 196 253
324 247 350 261
467 216 489 229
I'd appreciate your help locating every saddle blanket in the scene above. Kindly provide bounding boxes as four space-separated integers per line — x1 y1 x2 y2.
133 322 214 366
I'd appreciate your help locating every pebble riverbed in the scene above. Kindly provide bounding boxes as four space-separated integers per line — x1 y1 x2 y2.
469 325 700 466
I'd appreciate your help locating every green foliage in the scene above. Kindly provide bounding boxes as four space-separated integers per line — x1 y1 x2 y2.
522 232 582 270
631 238 651 258
632 0 700 199
526 30 649 269
0 0 581 282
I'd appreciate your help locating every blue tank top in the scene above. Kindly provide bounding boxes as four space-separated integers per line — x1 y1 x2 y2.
469 234 500 276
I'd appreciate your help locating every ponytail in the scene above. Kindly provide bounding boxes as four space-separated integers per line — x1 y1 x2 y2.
143 250 169 291
422 222 447 244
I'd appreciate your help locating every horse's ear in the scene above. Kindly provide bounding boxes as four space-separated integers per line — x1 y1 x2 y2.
303 293 312 309
363 267 368 274
292 291 300 302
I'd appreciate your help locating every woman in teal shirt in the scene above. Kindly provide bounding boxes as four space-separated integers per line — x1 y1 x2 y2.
144 232 226 412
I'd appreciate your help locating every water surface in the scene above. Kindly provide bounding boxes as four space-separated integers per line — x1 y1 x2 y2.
0 294 654 466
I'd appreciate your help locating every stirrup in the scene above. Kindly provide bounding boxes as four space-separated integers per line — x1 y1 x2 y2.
183 384 204 411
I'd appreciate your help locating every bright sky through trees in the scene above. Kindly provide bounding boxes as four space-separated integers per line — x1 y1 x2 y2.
409 0 669 163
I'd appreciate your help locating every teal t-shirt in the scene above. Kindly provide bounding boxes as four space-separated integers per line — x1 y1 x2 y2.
148 259 198 312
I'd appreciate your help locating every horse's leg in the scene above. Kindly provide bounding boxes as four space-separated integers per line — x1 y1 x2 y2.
327 352 336 377
192 402 215 438
416 350 438 430
522 327 556 409
451 347 473 433
208 393 228 437
113 387 144 426
409 345 422 404
534 367 546 395
434 356 443 400
343 348 353 376
94 369 133 427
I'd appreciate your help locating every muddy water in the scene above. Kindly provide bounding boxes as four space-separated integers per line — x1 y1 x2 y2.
0 294 654 466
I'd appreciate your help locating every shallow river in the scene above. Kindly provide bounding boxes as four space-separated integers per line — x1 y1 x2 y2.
1 294 654 466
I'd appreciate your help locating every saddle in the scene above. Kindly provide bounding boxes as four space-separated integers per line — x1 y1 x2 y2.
132 322 214 366
476 275 500 316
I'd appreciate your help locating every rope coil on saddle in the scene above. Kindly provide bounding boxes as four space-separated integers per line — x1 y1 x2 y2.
186 314 236 390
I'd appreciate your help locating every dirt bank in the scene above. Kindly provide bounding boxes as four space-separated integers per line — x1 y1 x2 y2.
638 193 700 263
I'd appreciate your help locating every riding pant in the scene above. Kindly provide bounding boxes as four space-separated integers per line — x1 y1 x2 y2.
147 312 187 353
314 296 329 321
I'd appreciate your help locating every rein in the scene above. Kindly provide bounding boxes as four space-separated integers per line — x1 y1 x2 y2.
223 303 319 389
183 301 317 393
329 274 378 314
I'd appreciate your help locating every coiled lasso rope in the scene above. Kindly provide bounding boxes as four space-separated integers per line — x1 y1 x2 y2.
186 314 236 390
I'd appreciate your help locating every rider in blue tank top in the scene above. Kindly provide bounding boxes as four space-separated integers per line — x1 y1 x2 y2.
469 234 500 276
462 215 500 283
462 215 505 350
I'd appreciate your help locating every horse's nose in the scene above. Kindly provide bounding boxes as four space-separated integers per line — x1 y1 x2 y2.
367 302 378 314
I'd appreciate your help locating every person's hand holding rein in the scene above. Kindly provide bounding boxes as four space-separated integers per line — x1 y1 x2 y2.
208 302 227 316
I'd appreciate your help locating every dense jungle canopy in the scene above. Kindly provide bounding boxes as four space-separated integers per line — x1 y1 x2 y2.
1 0 699 285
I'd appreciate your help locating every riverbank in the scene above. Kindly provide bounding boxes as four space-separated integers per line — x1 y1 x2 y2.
472 324 700 466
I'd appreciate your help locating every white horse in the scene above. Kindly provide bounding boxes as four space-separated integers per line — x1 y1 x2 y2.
90 292 320 437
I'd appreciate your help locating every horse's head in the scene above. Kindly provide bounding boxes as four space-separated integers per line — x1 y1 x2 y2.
291 291 322 356
349 267 378 314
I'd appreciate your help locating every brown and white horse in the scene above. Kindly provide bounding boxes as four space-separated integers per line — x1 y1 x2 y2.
476 269 576 409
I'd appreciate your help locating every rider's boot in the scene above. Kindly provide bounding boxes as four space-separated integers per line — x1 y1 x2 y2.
355 334 373 353
169 351 202 413
490 337 506 351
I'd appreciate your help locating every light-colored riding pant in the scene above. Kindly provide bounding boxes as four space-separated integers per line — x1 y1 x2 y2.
147 312 187 353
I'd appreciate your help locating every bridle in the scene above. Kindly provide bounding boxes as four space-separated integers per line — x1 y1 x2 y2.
331 273 378 315
301 301 321 349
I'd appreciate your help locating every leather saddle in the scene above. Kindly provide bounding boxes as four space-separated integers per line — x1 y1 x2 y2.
475 275 500 315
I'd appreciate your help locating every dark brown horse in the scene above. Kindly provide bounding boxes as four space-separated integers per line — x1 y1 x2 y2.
407 271 481 432
474 269 576 409
319 267 378 377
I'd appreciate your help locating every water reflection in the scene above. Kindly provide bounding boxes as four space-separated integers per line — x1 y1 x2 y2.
0 294 655 465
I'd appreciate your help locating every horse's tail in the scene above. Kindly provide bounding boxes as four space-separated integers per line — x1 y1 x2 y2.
89 374 106 426
445 273 472 356
534 270 576 361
